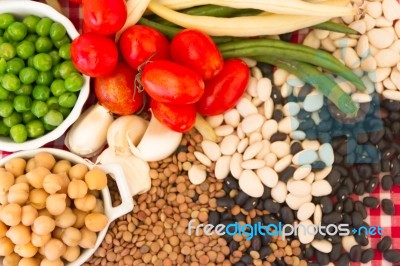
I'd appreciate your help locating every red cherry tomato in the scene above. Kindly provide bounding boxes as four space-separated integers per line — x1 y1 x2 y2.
82 0 127 35
197 59 250 116
94 62 144 116
170 29 223 80
71 33 118 77
151 100 196 133
119 25 170 70
141 60 204 104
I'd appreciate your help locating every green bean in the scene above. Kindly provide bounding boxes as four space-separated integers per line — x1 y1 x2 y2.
218 39 366 90
312 21 360 35
255 56 358 115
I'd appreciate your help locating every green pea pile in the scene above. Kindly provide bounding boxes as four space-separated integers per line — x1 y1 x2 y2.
0 14 84 143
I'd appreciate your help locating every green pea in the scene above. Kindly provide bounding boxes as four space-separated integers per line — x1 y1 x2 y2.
6 92 15 101
33 53 52 72
0 100 13 117
10 124 27 143
19 67 38 85
22 111 35 124
22 15 40 33
58 92 77 108
59 43 71 60
0 58 6 75
27 56 34 68
52 64 61 79
31 100 48 118
65 73 84 92
7 22 28 41
43 109 63 126
35 36 53 53
4 112 22 127
0 120 10 136
43 121 56 131
35 17 53 37
32 85 50 101
1 73 20 91
2 31 10 41
50 79 65 97
13 95 32 113
50 22 66 41
6 58 25 75
47 97 59 109
26 119 44 138
49 50 61 65
16 40 35 60
0 14 15 30
25 34 38 43
0 43 16 60
0 85 9 100
15 84 33 96
59 60 77 79
58 106 72 118
53 35 70 49
36 71 54 86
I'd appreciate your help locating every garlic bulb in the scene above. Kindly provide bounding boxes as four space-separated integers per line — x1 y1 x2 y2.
97 148 151 196
128 114 182 162
65 104 114 157
107 115 149 156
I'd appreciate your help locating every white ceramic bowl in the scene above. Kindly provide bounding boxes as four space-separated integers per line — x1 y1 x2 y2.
0 1 90 152
0 148 134 265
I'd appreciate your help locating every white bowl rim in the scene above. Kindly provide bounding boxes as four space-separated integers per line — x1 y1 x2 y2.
0 1 90 152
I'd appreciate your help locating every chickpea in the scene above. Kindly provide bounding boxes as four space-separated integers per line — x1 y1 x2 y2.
55 208 76 228
43 239 66 261
15 175 28 184
8 183 29 205
21 206 39 227
52 160 72 174
78 227 97 249
26 167 51 189
85 167 107 190
31 232 51 248
67 180 87 199
5 158 26 177
0 171 14 193
14 242 38 258
29 189 48 210
62 246 80 262
52 227 64 240
74 194 96 212
46 194 66 216
85 212 108 232
72 209 86 229
93 199 105 213
0 192 9 205
25 159 36 173
0 236 14 256
3 252 21 266
37 209 52 218
6 224 31 245
33 153 56 171
88 189 100 198
61 227 81 247
17 257 40 266
32 216 55 236
42 174 63 194
40 258 63 266
1 203 22 226
68 163 88 180
58 173 70 194
0 221 7 238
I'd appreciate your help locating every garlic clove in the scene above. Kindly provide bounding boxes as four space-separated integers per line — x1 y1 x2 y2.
65 104 114 158
128 114 182 162
97 148 151 196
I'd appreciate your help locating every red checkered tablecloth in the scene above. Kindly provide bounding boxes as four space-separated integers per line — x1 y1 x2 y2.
1 1 400 265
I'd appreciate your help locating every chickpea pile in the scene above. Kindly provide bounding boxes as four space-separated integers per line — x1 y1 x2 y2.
0 152 109 266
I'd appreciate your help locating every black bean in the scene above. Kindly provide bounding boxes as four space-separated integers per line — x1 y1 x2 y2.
217 197 235 208
241 254 253 264
355 231 369 246
381 175 394 191
393 175 400 186
257 62 273 77
243 198 258 211
382 199 395 215
337 253 350 266
354 181 365 195
342 198 353 213
225 175 239 190
279 166 296 183
311 160 326 169
222 212 233 221
352 212 363 228
259 246 272 259
361 248 375 263
336 187 350 201
363 196 379 208
369 128 385 144
366 177 379 193
250 236 261 251
354 201 368 219
327 235 341 244
208 211 220 226
391 158 400 176
342 213 352 225
236 213 246 222
377 236 392 252
235 192 249 206
330 243 342 262
263 199 280 213
270 132 287 142
326 169 341 186
298 84 313 98
229 240 239 252
290 142 303 155
274 259 285 266
307 263 319 266
383 147 396 160
256 200 264 211
263 215 278 226
261 234 272 246
383 250 400 263
343 178 355 192
382 100 400 111
359 165 372 179
279 206 294 224
316 251 330 265
261 186 271 200
322 212 343 224
221 219 235 227
335 201 343 212
320 196 333 214
314 230 325 240
272 109 284 122
349 245 362 262
304 245 314 259
234 262 246 266
372 162 382 174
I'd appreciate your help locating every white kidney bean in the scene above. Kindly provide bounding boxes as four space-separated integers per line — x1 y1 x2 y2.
243 142 263 160
215 156 231 180
201 140 221 162
238 170 264 198
220 135 240 155
194 151 212 167
230 153 243 179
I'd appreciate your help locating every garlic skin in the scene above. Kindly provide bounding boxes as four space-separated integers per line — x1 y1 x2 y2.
107 115 149 156
128 114 182 162
97 148 151 196
65 104 114 158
